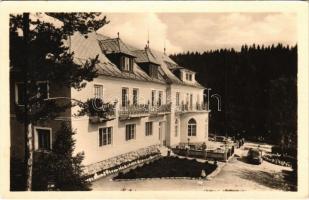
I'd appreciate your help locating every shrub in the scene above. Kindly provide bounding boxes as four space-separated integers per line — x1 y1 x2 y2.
32 122 91 191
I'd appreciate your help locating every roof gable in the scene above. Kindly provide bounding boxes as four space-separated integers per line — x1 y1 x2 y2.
98 38 136 57
133 47 159 65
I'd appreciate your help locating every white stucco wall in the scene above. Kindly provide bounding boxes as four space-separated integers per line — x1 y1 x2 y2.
166 84 206 146
179 112 209 144
71 76 167 165
72 115 165 165
69 75 209 165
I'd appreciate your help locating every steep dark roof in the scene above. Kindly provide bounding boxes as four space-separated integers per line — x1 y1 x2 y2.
67 32 165 84
164 61 183 71
133 47 159 65
151 50 204 88
98 38 136 57
67 32 204 88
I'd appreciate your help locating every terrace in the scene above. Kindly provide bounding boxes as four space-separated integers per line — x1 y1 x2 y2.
175 102 209 114
119 103 171 120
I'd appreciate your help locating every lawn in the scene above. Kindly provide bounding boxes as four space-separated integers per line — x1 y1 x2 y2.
113 156 217 180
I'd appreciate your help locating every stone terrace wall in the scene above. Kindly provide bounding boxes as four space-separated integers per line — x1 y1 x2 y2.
84 144 161 178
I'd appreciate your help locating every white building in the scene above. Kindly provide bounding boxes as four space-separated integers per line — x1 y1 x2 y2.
10 31 209 176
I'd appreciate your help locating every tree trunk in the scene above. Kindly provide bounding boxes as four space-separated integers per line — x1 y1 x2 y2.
22 13 33 191
26 123 33 191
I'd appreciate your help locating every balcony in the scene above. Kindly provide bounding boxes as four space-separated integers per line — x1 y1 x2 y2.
119 104 150 120
119 103 171 120
88 102 116 124
175 102 209 114
149 103 172 116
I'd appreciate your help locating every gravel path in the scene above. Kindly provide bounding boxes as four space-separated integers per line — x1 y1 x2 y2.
91 143 294 191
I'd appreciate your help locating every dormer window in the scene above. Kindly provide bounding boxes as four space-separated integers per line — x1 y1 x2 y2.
133 47 160 79
120 56 134 72
186 73 193 81
149 64 159 79
98 37 136 72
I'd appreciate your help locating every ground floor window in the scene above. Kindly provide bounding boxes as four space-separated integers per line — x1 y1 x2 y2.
99 127 112 146
145 122 153 136
188 118 197 136
126 124 136 140
35 127 52 150
175 119 179 137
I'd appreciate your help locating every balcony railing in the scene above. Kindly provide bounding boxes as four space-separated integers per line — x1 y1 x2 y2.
119 104 150 120
89 103 116 123
149 103 172 115
175 102 209 114
119 103 171 120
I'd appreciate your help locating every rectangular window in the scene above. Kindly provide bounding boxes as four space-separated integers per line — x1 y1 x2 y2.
175 120 178 137
145 122 153 136
122 88 128 107
150 65 158 79
133 88 139 105
176 92 180 106
188 125 196 136
186 93 189 105
121 56 132 71
158 91 163 106
151 90 156 106
190 94 193 108
15 81 49 105
125 124 136 141
125 57 130 71
189 74 192 81
15 83 26 105
35 128 52 150
94 84 103 99
129 58 134 71
99 127 112 146
186 73 189 80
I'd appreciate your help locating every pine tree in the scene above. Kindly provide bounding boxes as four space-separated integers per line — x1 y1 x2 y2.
170 44 297 143
51 122 90 190
10 13 109 191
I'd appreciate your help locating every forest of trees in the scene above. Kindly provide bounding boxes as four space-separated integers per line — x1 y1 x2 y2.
170 44 297 148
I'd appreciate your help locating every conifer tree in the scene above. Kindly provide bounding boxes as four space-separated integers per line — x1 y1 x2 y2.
10 13 109 191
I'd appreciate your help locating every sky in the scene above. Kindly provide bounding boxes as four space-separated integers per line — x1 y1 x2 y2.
97 13 297 54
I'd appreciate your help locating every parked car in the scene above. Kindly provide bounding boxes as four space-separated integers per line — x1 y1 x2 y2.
215 136 226 142
247 148 263 164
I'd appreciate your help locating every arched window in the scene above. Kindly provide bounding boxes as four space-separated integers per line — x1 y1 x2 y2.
188 118 196 136
175 119 179 137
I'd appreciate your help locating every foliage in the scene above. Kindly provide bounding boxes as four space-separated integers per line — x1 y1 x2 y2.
32 122 91 191
10 13 109 122
76 98 116 118
10 12 109 191
262 153 295 167
170 44 297 148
